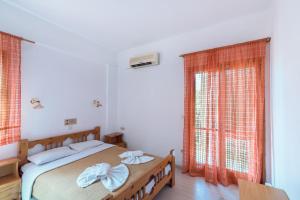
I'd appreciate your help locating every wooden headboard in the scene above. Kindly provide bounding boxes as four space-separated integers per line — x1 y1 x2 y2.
18 126 100 166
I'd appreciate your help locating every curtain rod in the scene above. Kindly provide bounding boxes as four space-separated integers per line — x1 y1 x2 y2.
0 31 35 44
179 37 271 57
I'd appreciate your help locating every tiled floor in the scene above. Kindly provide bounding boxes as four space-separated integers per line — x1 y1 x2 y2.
155 168 239 200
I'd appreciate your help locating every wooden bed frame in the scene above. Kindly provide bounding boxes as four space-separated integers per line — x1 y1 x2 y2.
18 126 175 200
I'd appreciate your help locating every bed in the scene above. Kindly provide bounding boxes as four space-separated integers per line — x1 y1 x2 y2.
18 127 175 200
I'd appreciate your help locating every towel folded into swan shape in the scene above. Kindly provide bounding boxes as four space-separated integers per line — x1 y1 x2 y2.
77 163 129 192
119 150 154 164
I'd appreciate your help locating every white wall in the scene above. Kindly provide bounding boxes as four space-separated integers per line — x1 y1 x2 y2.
0 43 112 160
271 0 300 199
106 65 119 133
0 2 114 159
116 10 272 167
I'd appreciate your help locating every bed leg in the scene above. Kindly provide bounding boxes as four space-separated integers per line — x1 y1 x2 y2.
168 149 176 188
169 177 175 188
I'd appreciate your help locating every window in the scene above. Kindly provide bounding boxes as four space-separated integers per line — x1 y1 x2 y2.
195 67 256 174
195 72 219 166
183 39 268 185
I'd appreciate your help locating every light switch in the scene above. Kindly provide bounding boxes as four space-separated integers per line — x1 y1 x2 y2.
64 118 77 126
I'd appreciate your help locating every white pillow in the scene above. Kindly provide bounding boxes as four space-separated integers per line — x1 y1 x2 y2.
21 162 35 173
69 140 104 151
87 133 95 141
28 144 45 156
28 146 77 165
63 138 74 146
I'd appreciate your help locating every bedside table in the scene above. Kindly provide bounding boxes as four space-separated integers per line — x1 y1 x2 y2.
0 158 21 200
104 132 127 148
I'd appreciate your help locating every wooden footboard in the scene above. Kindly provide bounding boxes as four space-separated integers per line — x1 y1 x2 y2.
103 150 175 200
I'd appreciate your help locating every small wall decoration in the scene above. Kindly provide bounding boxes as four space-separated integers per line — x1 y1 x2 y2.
93 99 102 108
30 98 44 109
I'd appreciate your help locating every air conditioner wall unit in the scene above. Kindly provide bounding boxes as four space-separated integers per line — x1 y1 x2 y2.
129 52 159 68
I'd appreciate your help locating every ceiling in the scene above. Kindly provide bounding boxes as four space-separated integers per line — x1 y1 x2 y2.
3 0 271 53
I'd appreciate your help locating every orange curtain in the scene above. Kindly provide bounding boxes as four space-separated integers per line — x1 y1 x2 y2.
0 33 21 146
183 39 268 185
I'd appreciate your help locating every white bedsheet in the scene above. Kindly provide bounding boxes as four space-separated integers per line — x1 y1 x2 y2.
21 143 115 200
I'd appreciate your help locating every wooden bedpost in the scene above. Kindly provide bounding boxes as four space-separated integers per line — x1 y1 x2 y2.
94 126 101 140
169 149 175 187
18 139 29 166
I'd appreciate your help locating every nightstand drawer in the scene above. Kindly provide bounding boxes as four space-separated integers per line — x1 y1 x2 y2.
0 182 20 200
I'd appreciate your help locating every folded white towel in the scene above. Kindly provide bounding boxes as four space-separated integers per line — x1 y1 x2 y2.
77 163 129 192
121 156 154 165
119 150 154 165
119 150 144 159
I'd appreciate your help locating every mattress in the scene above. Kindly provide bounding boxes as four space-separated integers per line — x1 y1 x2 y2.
22 145 168 200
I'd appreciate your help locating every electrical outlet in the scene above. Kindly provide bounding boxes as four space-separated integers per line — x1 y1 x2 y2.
64 118 77 126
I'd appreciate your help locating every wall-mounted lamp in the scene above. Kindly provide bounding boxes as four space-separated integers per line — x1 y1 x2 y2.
93 99 102 108
30 98 44 109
